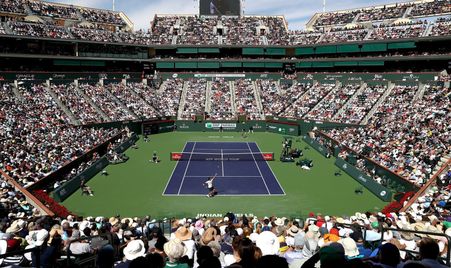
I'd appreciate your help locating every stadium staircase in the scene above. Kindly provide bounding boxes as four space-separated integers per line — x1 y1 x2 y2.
352 13 361 23
364 28 375 40
103 82 138 119
360 82 395 125
333 82 367 121
1 22 14 35
11 83 24 101
23 3 34 15
230 81 237 114
158 80 169 93
308 81 342 115
413 82 426 101
251 80 265 120
46 83 81 125
403 6 413 18
127 83 161 117
423 23 434 37
278 81 313 116
316 31 327 43
177 81 189 119
74 81 111 122
205 81 212 114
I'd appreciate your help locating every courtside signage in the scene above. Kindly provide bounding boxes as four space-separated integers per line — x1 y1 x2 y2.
205 123 237 129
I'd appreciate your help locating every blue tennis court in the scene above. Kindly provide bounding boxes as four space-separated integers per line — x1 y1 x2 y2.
163 142 285 196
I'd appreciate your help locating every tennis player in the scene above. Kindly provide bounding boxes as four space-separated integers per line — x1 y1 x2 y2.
204 174 217 197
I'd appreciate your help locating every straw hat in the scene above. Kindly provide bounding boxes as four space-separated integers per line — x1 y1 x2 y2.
175 227 192 241
201 227 217 245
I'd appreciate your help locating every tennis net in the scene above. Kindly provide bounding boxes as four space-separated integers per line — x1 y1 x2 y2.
170 152 274 161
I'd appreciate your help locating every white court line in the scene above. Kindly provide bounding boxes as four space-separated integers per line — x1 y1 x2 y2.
246 142 270 195
184 176 262 178
254 143 286 196
221 149 224 176
177 142 196 195
163 194 286 197
162 141 188 196
191 148 251 151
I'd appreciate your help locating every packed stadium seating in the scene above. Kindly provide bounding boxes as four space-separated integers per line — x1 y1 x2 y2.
326 85 449 186
1 10 450 45
0 0 450 267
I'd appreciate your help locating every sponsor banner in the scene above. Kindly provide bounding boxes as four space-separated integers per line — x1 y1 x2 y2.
196 213 255 218
205 122 237 129
335 158 392 202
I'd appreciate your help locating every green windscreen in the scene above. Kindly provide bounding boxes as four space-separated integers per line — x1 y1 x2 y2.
175 62 197 68
198 48 220 53
335 61 358 66
312 61 334 68
176 48 198 54
361 43 387 52
387 42 416 49
242 48 265 55
296 62 312 68
242 62 265 68
315 45 337 54
264 62 283 68
221 62 242 68
265 48 286 55
197 62 220 69
156 62 175 69
337 44 360 53
358 61 385 66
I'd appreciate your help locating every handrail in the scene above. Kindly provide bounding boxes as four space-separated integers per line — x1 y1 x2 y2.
0 246 41 267
0 170 54 216
400 158 451 213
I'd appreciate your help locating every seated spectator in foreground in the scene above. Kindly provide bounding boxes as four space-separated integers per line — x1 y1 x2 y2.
164 238 189 268
115 239 146 268
401 238 448 268
256 255 289 268
369 242 401 268
228 237 258 268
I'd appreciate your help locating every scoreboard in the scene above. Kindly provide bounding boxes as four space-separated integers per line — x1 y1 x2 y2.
199 0 241 16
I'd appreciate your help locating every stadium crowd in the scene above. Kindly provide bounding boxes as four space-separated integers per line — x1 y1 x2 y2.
305 84 360 121
334 84 387 124
106 83 157 120
0 82 121 188
325 85 450 186
367 22 427 40
50 83 102 125
1 15 451 45
281 83 333 119
180 79 207 120
209 78 234 120
234 79 262 120
0 208 450 267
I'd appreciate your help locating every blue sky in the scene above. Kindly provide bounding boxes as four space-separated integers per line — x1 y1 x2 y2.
46 0 392 30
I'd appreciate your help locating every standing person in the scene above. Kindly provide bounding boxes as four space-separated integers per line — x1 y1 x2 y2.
204 174 217 197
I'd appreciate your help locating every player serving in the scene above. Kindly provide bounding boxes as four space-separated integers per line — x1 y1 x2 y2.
204 174 218 197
